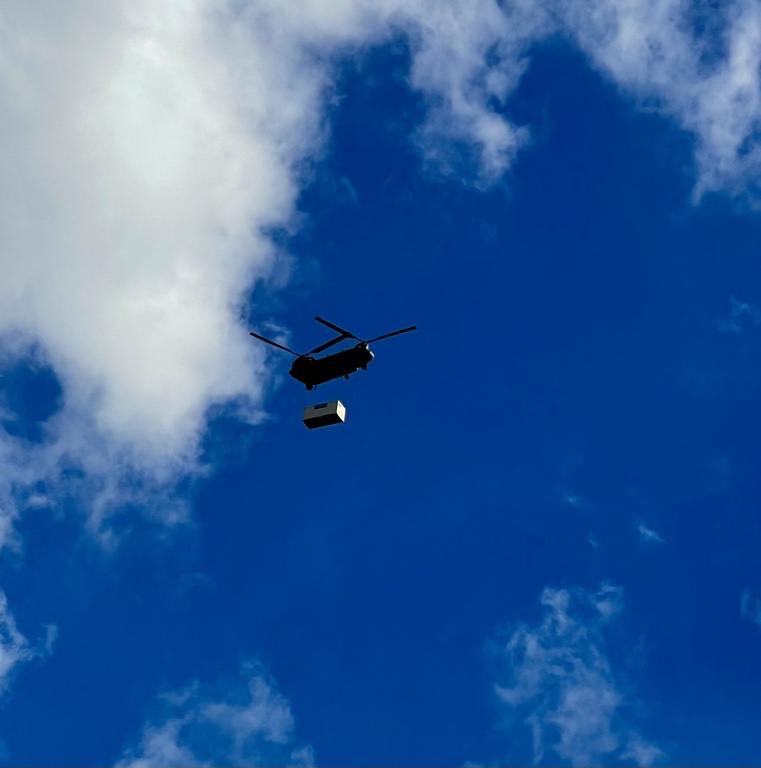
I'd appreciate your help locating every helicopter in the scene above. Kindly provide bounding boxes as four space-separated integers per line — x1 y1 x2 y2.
250 316 416 390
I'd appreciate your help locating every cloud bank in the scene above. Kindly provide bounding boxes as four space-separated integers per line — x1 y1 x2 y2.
0 0 543 535
493 583 662 766
2 0 761 540
118 660 312 767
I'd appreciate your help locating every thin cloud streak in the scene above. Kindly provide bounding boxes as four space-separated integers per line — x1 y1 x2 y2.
741 588 761 628
636 520 666 545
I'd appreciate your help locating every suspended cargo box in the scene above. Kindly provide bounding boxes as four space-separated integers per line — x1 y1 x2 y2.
303 400 346 429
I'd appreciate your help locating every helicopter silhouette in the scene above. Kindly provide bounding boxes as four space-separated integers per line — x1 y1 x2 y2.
250 316 416 390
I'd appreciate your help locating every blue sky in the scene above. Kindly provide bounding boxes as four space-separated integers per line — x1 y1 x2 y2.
1 1 761 765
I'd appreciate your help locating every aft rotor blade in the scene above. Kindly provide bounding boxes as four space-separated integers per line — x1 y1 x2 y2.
308 334 350 355
314 316 358 339
249 332 300 356
365 326 417 343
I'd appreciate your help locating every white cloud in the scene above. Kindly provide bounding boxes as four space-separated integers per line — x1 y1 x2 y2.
401 0 548 182
0 0 543 537
492 583 663 766
622 733 668 767
245 0 547 181
0 0 308 533
3 0 761 542
118 660 313 767
636 520 665 545
557 0 761 200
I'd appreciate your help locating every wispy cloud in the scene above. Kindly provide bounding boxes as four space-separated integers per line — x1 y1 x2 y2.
741 588 761 628
0 589 55 761
492 583 663 766
719 295 761 334
636 520 666 545
562 492 588 510
118 659 313 767
557 0 761 201
0 591 34 694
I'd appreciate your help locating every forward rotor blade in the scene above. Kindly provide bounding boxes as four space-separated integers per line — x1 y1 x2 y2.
249 332 300 356
365 326 417 343
314 316 358 339
307 334 350 355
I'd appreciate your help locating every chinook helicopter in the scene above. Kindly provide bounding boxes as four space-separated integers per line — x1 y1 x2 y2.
250 316 416 390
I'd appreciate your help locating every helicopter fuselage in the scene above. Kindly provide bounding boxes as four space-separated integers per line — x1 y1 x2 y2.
290 344 374 390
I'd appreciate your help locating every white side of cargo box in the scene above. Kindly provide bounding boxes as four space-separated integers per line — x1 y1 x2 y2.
302 400 346 428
